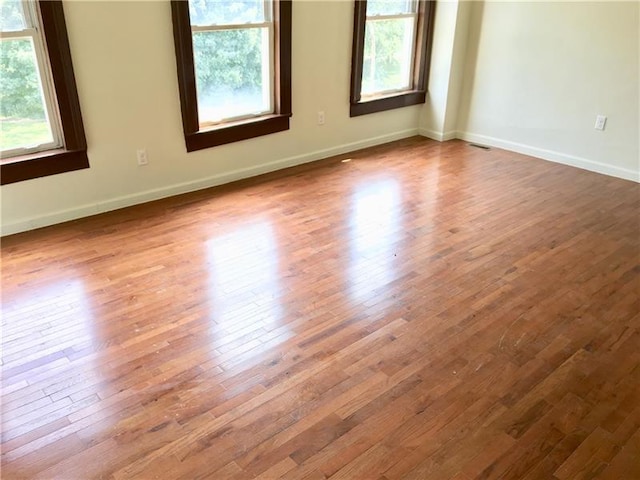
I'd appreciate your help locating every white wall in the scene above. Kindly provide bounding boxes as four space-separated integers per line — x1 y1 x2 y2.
456 1 640 181
0 0 422 235
420 0 471 141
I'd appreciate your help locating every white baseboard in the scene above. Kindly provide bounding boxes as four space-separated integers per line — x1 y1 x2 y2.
418 128 457 142
1 128 418 236
456 131 640 183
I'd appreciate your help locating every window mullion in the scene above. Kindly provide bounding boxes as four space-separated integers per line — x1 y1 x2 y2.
191 22 271 33
365 12 416 21
0 29 36 39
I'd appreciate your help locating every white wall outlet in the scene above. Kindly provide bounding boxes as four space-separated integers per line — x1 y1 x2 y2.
136 148 148 166
594 115 607 131
317 111 325 126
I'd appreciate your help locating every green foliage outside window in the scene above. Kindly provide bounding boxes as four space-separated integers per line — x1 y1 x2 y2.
0 39 45 120
192 29 262 96
362 19 410 95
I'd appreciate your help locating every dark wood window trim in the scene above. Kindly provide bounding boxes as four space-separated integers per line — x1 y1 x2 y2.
1 0 88 185
349 0 436 118
171 0 292 153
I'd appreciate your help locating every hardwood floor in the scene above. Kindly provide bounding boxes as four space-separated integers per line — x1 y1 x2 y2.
1 137 639 479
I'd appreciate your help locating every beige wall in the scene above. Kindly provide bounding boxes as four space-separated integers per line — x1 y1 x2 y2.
0 0 421 235
2 1 639 235
420 0 471 140
455 1 639 180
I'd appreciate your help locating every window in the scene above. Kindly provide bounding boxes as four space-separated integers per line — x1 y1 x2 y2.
0 0 88 185
1 0 60 158
350 0 435 117
171 0 292 152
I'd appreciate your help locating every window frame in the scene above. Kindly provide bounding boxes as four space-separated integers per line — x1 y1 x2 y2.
1 0 63 158
349 0 436 118
171 0 292 153
1 0 88 186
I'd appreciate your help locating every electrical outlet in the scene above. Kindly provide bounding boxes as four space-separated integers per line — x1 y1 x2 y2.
317 111 325 126
594 115 607 131
137 148 148 166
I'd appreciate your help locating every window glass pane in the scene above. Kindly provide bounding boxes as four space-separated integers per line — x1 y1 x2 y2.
366 0 414 16
188 0 266 26
0 0 26 31
361 18 415 95
193 28 271 124
0 38 54 152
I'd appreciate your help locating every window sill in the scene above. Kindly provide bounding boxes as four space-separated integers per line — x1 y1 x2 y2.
350 90 426 117
185 113 291 152
1 148 89 185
